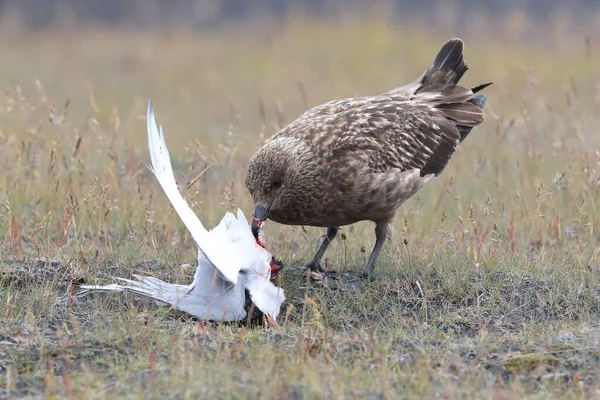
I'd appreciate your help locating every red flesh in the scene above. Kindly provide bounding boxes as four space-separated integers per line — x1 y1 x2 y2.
254 235 282 282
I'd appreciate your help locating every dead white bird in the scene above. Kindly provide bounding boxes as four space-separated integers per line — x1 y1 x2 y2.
78 100 285 326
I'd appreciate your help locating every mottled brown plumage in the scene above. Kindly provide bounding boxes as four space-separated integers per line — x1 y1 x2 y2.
245 38 491 277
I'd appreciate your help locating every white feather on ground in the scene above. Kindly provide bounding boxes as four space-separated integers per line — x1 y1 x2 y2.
78 100 285 324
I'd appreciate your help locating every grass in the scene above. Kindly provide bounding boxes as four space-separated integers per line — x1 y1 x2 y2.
2 12 600 398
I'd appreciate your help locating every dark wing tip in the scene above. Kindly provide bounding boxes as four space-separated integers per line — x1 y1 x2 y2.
433 38 465 70
472 82 493 94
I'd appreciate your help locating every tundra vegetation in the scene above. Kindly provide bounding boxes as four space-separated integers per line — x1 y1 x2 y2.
1 11 600 399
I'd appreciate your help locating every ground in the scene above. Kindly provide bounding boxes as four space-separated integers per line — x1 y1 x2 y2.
2 11 600 399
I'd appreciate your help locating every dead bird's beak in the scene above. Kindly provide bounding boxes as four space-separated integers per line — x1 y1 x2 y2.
266 314 279 328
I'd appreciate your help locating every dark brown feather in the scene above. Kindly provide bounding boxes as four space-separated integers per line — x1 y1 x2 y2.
437 102 485 126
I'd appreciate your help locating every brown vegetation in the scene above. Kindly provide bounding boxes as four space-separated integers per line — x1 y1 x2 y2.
1 13 600 398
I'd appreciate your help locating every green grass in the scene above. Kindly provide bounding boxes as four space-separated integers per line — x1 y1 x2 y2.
2 14 600 398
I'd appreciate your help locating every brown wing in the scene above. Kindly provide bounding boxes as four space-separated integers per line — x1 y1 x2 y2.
327 101 464 177
271 38 490 176
273 97 470 177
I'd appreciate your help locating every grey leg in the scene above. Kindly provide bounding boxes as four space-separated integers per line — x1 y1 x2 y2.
361 222 390 279
304 227 339 272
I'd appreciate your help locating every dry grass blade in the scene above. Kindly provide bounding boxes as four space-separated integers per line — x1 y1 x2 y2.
184 166 211 193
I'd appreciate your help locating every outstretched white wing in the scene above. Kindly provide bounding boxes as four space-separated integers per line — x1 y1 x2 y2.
77 100 284 324
147 100 248 284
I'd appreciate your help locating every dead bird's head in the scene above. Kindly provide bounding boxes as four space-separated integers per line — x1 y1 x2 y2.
245 136 320 227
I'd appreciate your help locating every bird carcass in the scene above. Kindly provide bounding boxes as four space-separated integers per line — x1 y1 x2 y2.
78 100 285 326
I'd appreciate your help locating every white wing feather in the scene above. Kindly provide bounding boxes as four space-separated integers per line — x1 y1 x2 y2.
147 100 245 284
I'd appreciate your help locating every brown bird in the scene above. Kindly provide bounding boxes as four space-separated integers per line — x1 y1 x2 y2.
245 38 491 278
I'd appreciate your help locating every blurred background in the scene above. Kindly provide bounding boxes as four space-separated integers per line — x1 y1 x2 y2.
1 0 600 267
2 0 600 30
3 4 600 397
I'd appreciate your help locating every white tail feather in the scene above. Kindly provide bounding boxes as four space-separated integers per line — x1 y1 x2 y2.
78 275 188 306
